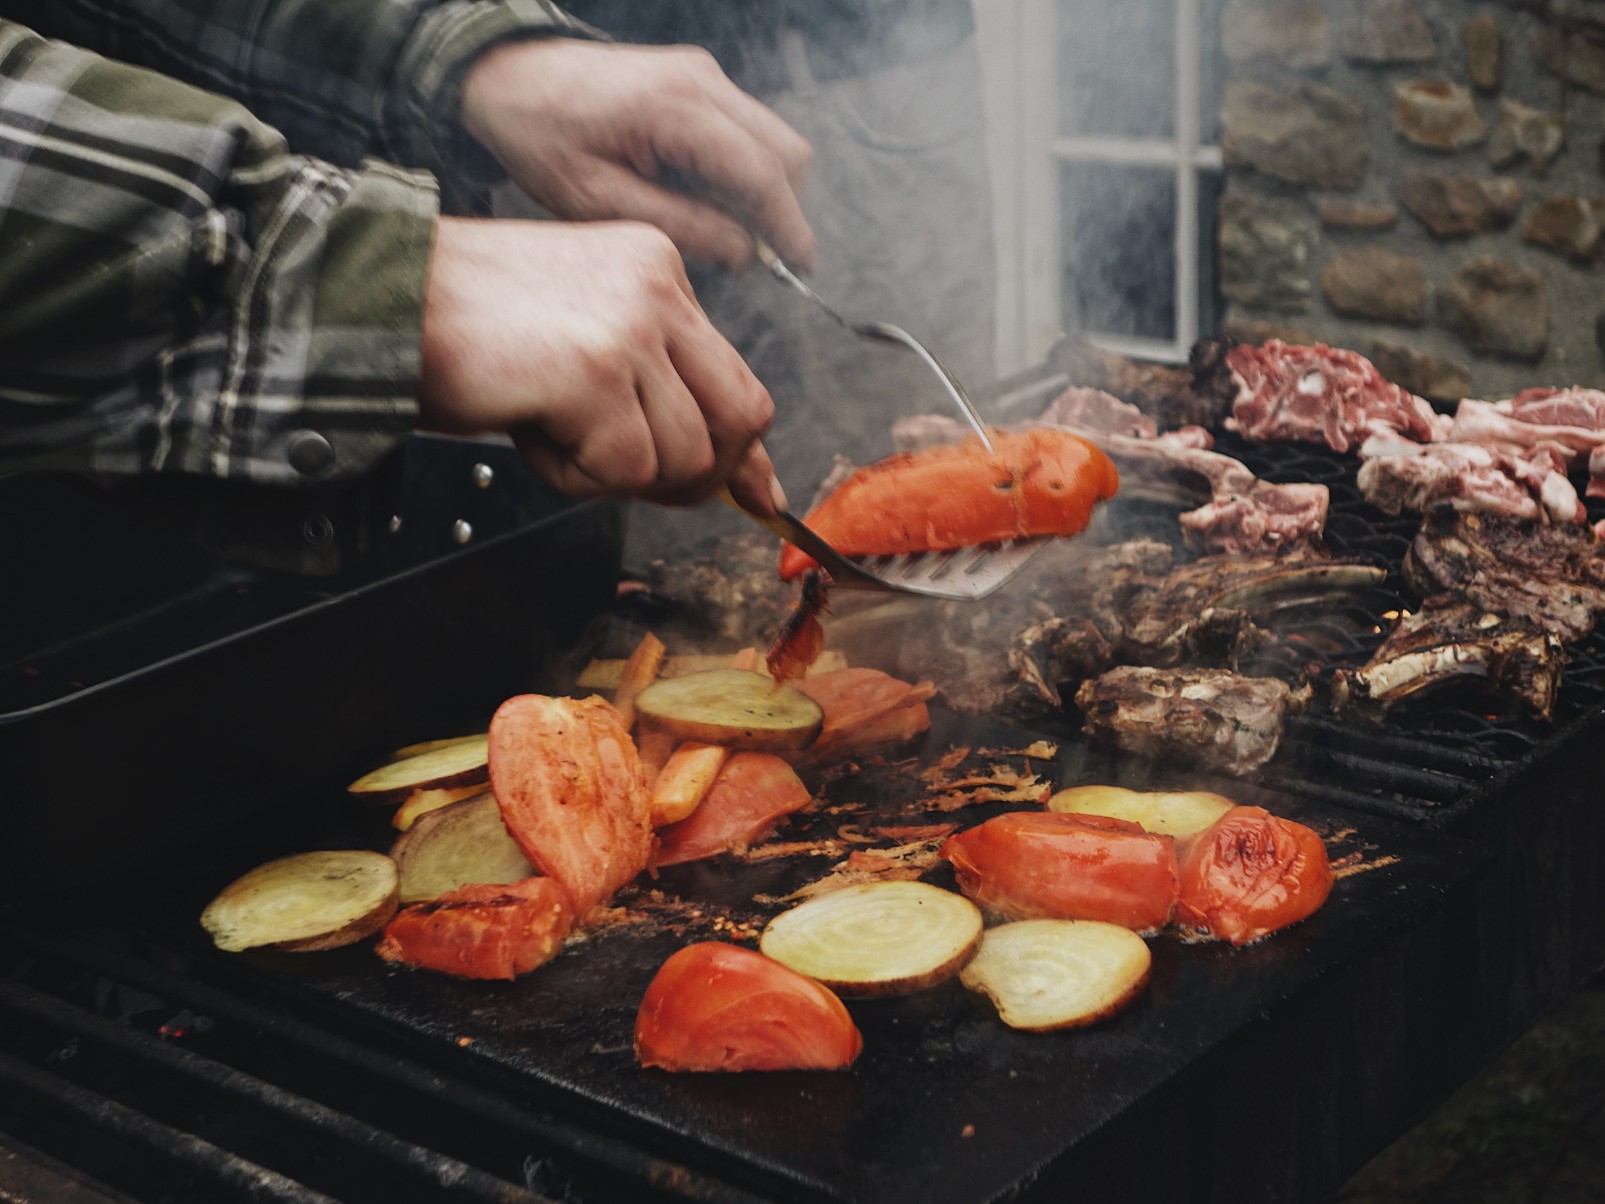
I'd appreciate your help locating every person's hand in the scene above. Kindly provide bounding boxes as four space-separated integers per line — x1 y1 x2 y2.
417 215 785 515
459 38 816 272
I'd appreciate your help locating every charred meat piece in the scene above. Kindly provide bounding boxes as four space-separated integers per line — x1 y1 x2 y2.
1228 340 1450 452
1088 544 1386 668
1405 509 1605 643
1331 597 1564 722
1075 666 1312 775
1056 334 1237 430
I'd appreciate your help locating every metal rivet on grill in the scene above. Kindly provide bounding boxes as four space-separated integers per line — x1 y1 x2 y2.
387 515 403 534
301 513 334 546
471 463 495 488
452 520 473 545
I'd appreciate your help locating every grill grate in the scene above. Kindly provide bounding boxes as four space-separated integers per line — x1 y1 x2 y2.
1190 433 1605 826
0 929 766 1204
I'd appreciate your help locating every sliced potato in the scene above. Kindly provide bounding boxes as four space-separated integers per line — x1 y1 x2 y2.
390 792 535 904
391 781 492 831
389 732 487 760
959 919 1151 1032
1048 785 1235 839
201 850 398 953
634 669 823 751
576 650 850 691
347 736 489 803
759 881 983 998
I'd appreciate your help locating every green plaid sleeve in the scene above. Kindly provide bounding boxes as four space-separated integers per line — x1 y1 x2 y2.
0 20 438 483
5 0 598 211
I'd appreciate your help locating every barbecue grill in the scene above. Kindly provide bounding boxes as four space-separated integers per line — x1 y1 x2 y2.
4 373 1605 1204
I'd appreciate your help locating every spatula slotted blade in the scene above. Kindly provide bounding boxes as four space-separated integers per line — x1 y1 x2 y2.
842 538 1052 600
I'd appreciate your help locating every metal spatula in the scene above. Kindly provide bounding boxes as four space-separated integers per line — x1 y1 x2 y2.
720 488 1048 600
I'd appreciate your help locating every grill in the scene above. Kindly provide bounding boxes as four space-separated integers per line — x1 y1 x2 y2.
5 387 1605 1203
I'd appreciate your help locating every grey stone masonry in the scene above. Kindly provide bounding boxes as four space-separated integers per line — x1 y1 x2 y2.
1217 1 1605 397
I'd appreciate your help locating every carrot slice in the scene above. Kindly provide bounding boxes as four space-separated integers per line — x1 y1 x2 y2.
649 742 731 827
613 631 667 729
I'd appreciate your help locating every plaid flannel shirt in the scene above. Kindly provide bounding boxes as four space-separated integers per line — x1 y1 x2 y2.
0 1 589 486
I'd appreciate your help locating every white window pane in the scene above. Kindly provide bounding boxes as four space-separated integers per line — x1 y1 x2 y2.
1058 0 1176 139
1061 163 1177 341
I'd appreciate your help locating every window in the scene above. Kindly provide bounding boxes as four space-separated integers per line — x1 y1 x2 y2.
979 0 1225 371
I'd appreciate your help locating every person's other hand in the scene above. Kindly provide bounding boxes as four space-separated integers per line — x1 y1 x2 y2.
459 39 816 272
417 216 785 515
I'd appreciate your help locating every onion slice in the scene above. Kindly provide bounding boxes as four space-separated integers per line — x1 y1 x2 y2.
1048 785 1234 839
759 881 983 997
959 919 1151 1032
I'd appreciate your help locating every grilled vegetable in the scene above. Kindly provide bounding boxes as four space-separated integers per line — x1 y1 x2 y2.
391 781 494 831
575 650 849 691
779 428 1120 580
759 881 982 998
790 668 935 763
634 669 823 751
388 733 487 761
376 878 572 980
1048 785 1234 839
201 850 398 953
347 737 489 804
654 752 812 866
941 812 1180 933
612 631 666 730
389 793 536 904
648 742 731 827
1176 806 1333 945
960 919 1151 1032
634 942 862 1072
489 694 652 916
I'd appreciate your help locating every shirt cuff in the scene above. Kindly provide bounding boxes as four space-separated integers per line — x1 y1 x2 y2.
385 1 601 214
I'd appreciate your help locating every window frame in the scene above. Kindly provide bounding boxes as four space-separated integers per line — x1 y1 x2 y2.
979 0 1223 371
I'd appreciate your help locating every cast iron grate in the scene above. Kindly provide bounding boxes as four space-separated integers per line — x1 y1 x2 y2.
0 927 764 1204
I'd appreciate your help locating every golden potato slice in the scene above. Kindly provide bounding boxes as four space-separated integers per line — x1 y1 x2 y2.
391 782 492 831
959 919 1150 1032
634 669 823 751
388 733 487 761
1047 785 1234 839
760 881 983 998
201 850 398 953
389 793 536 904
347 737 489 803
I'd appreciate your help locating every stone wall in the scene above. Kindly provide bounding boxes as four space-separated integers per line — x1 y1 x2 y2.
1218 0 1605 400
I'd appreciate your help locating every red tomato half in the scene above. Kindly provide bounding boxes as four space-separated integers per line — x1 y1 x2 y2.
653 753 812 866
1176 806 1333 946
634 942 863 1072
941 811 1179 932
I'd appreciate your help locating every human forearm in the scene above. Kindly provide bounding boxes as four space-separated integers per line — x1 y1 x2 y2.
0 21 435 483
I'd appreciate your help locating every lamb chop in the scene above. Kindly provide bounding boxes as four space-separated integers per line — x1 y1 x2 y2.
1404 509 1605 643
1228 340 1451 452
1075 666 1313 775
1330 597 1564 722
1356 436 1580 525
1056 335 1237 431
1332 509 1605 721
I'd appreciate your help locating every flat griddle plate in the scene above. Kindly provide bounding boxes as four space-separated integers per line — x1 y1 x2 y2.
109 711 1488 1204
